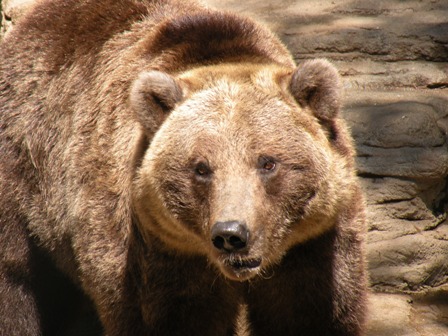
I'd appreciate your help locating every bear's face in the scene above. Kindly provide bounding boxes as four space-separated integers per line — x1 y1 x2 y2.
132 61 352 281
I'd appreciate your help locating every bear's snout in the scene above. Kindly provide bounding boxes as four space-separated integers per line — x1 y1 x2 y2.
211 221 249 252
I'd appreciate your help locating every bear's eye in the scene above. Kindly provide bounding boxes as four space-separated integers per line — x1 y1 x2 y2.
258 156 277 173
194 162 212 179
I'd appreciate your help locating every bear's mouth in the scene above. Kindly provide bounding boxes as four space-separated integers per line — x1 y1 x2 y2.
227 257 262 270
220 255 262 280
213 250 263 280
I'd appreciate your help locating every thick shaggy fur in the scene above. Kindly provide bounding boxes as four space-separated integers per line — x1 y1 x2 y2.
0 0 367 335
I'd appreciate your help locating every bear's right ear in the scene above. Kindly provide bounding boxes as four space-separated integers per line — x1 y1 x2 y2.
130 70 183 134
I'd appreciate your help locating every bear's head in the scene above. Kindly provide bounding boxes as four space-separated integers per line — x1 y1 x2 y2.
131 60 356 281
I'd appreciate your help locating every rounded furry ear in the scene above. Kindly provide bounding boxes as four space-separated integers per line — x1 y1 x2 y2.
130 71 183 134
289 59 342 121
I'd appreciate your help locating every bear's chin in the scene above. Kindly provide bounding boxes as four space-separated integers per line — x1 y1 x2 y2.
217 256 262 281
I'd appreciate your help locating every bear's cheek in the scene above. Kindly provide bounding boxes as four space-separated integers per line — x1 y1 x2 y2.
257 173 319 248
158 175 207 234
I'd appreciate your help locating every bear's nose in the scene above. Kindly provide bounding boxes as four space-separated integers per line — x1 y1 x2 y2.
211 221 249 252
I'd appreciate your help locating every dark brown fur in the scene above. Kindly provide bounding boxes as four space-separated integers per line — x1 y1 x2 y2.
0 0 366 335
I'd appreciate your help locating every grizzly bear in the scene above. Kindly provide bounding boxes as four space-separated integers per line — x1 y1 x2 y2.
0 0 367 335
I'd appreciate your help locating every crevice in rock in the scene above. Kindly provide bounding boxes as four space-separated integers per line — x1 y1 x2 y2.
432 178 448 218
357 172 379 178
427 83 448 89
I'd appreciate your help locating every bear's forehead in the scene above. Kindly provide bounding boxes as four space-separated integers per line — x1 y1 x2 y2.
180 63 292 97
168 94 320 158
177 64 302 121
173 84 298 143
175 76 315 136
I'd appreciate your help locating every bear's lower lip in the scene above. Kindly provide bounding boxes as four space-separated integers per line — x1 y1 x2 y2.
215 253 263 280
227 257 262 270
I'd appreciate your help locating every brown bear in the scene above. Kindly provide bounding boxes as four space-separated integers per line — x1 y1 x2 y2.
0 0 367 335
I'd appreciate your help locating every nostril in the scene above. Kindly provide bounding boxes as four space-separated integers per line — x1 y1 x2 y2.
228 235 246 249
212 236 225 250
211 221 249 252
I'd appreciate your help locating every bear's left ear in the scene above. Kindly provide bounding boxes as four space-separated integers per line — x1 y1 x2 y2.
289 59 342 122
130 70 183 135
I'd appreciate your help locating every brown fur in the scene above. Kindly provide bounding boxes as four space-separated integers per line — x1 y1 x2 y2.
0 0 367 335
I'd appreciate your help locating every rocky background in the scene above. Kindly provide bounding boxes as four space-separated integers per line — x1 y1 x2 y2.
2 0 448 335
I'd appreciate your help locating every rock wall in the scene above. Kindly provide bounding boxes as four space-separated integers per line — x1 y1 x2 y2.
1 0 448 334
